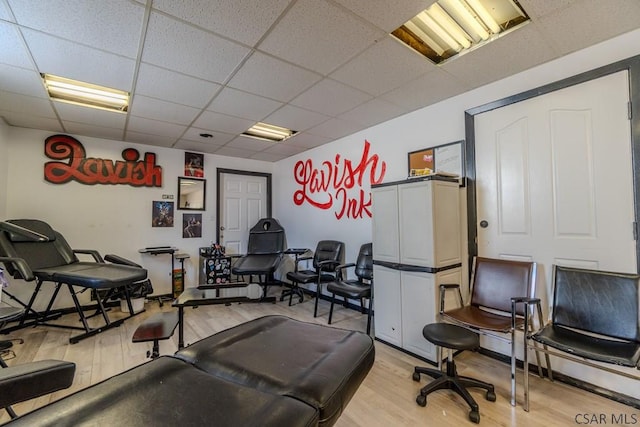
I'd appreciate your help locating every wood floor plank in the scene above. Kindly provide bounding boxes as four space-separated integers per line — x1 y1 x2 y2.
0 287 637 425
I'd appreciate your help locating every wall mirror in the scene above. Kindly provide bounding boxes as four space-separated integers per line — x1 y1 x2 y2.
178 177 206 210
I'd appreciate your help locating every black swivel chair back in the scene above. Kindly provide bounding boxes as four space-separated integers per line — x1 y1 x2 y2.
327 243 373 333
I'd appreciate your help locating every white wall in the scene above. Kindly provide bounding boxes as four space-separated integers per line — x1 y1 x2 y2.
273 28 640 399
4 127 273 308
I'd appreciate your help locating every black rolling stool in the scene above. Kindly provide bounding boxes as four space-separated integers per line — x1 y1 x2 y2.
413 323 496 424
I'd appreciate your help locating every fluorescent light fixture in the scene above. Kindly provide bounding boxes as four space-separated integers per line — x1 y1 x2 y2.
242 122 297 142
391 0 529 64
41 73 129 113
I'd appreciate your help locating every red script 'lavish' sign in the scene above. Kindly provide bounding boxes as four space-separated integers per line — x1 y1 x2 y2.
293 140 386 219
44 134 163 187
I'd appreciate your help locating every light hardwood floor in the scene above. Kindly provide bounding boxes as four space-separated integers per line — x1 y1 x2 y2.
1 287 637 426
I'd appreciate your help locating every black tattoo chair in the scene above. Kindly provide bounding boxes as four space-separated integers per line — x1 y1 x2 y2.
0 219 148 343
327 243 373 334
231 218 286 301
282 240 344 317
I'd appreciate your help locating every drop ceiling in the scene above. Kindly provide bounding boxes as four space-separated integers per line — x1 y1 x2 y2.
1 0 640 162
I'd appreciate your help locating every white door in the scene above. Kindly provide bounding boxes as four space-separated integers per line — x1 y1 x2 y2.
475 71 636 292
219 173 268 255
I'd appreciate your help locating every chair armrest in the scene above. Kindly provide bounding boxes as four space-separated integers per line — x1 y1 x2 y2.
439 283 464 314
317 259 341 272
0 256 35 282
335 263 356 280
0 360 75 409
104 254 142 268
511 297 544 331
73 249 104 263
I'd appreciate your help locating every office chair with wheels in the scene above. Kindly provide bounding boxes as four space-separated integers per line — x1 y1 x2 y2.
327 243 373 334
439 256 550 407
282 240 344 317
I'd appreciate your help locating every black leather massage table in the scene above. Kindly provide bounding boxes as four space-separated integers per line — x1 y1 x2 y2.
4 315 375 426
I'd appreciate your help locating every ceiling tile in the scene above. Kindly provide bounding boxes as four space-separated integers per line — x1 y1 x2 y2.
207 87 283 121
518 0 576 18
62 122 125 141
0 65 46 98
291 78 372 116
259 0 384 75
261 142 307 156
130 95 200 125
0 1 14 21
330 35 436 96
0 110 62 132
213 145 259 159
125 130 177 148
192 110 254 134
225 135 275 151
181 127 235 145
136 63 221 109
249 151 288 162
127 116 186 139
441 24 558 89
8 0 145 58
306 117 362 140
0 22 35 69
380 69 468 112
152 0 291 46
142 12 250 83
263 105 330 132
228 51 322 102
54 102 127 129
534 0 640 56
0 90 56 118
174 139 226 154
285 132 332 149
338 98 407 127
334 0 435 32
22 29 135 90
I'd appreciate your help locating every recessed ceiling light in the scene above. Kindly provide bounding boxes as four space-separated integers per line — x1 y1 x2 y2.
391 0 529 64
41 73 129 113
242 122 297 142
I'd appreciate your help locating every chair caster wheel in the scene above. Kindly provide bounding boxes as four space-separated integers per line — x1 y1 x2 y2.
486 390 496 401
469 410 480 424
412 372 421 382
416 394 426 407
146 350 151 358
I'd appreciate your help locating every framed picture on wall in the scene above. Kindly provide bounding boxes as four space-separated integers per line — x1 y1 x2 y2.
182 213 202 238
184 152 204 177
152 201 174 227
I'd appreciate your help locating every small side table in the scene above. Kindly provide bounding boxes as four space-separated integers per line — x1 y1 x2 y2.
138 246 178 306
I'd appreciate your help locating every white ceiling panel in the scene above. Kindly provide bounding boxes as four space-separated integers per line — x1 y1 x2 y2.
228 51 322 102
334 0 435 32
0 65 46 98
0 22 34 69
152 0 292 47
8 0 145 58
54 102 127 130
207 87 283 121
142 12 250 83
291 79 372 116
330 36 436 96
22 29 135 90
130 95 200 125
2 0 639 161
259 0 383 75
263 105 330 132
135 63 221 109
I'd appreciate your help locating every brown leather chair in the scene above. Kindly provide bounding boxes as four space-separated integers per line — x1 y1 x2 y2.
439 256 549 407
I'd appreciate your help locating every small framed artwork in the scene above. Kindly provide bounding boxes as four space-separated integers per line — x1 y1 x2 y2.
182 214 202 238
185 152 204 177
152 201 174 227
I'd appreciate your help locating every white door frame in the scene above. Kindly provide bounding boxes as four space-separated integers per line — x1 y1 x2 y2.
464 55 640 272
216 168 272 244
